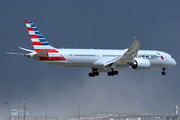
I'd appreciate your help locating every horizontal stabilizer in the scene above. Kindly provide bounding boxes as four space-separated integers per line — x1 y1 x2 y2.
34 50 49 57
19 47 35 52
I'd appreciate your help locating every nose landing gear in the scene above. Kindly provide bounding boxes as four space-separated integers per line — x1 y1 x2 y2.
162 68 167 75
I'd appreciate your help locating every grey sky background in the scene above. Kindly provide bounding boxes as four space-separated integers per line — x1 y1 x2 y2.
1 0 180 116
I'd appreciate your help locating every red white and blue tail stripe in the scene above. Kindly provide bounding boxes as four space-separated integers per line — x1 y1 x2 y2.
24 20 58 53
24 20 66 61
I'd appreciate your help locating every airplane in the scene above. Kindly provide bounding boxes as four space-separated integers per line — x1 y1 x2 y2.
7 20 177 77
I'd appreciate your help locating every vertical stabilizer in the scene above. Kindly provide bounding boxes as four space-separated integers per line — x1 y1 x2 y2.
24 20 58 53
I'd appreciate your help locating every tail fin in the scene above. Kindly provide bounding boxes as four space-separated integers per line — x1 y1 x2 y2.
24 20 58 53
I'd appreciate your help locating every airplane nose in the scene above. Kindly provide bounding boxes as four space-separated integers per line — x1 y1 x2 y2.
171 59 177 66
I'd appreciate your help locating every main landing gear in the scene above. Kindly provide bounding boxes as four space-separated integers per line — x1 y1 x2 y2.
107 69 118 76
89 68 99 77
162 68 167 75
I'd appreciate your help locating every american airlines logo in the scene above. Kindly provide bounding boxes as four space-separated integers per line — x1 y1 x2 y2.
136 54 163 60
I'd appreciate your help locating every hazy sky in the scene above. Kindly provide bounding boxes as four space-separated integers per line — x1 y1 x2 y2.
1 0 180 116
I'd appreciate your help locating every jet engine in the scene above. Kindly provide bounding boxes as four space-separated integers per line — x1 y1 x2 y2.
131 59 151 70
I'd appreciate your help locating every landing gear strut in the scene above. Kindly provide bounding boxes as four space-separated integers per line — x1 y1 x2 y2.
89 68 99 77
107 68 118 76
162 68 166 75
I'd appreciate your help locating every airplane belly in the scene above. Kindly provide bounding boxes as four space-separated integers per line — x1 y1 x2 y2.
150 59 169 68
65 57 98 68
116 64 129 69
41 61 69 67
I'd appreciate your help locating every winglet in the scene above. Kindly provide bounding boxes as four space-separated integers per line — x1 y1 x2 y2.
121 37 140 62
132 37 140 50
103 37 140 67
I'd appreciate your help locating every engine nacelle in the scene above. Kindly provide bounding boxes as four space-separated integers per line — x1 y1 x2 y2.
131 59 151 70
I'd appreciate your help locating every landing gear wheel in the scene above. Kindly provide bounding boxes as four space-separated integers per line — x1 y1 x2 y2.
89 73 92 77
108 72 111 76
89 68 99 77
89 73 95 77
95 72 99 76
162 72 166 75
114 70 118 75
111 72 114 76
107 69 118 76
107 71 115 76
162 68 167 75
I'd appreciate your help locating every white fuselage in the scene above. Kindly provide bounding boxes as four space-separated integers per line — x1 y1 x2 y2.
38 49 176 70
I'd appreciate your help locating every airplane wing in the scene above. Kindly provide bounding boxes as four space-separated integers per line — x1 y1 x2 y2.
103 37 140 67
